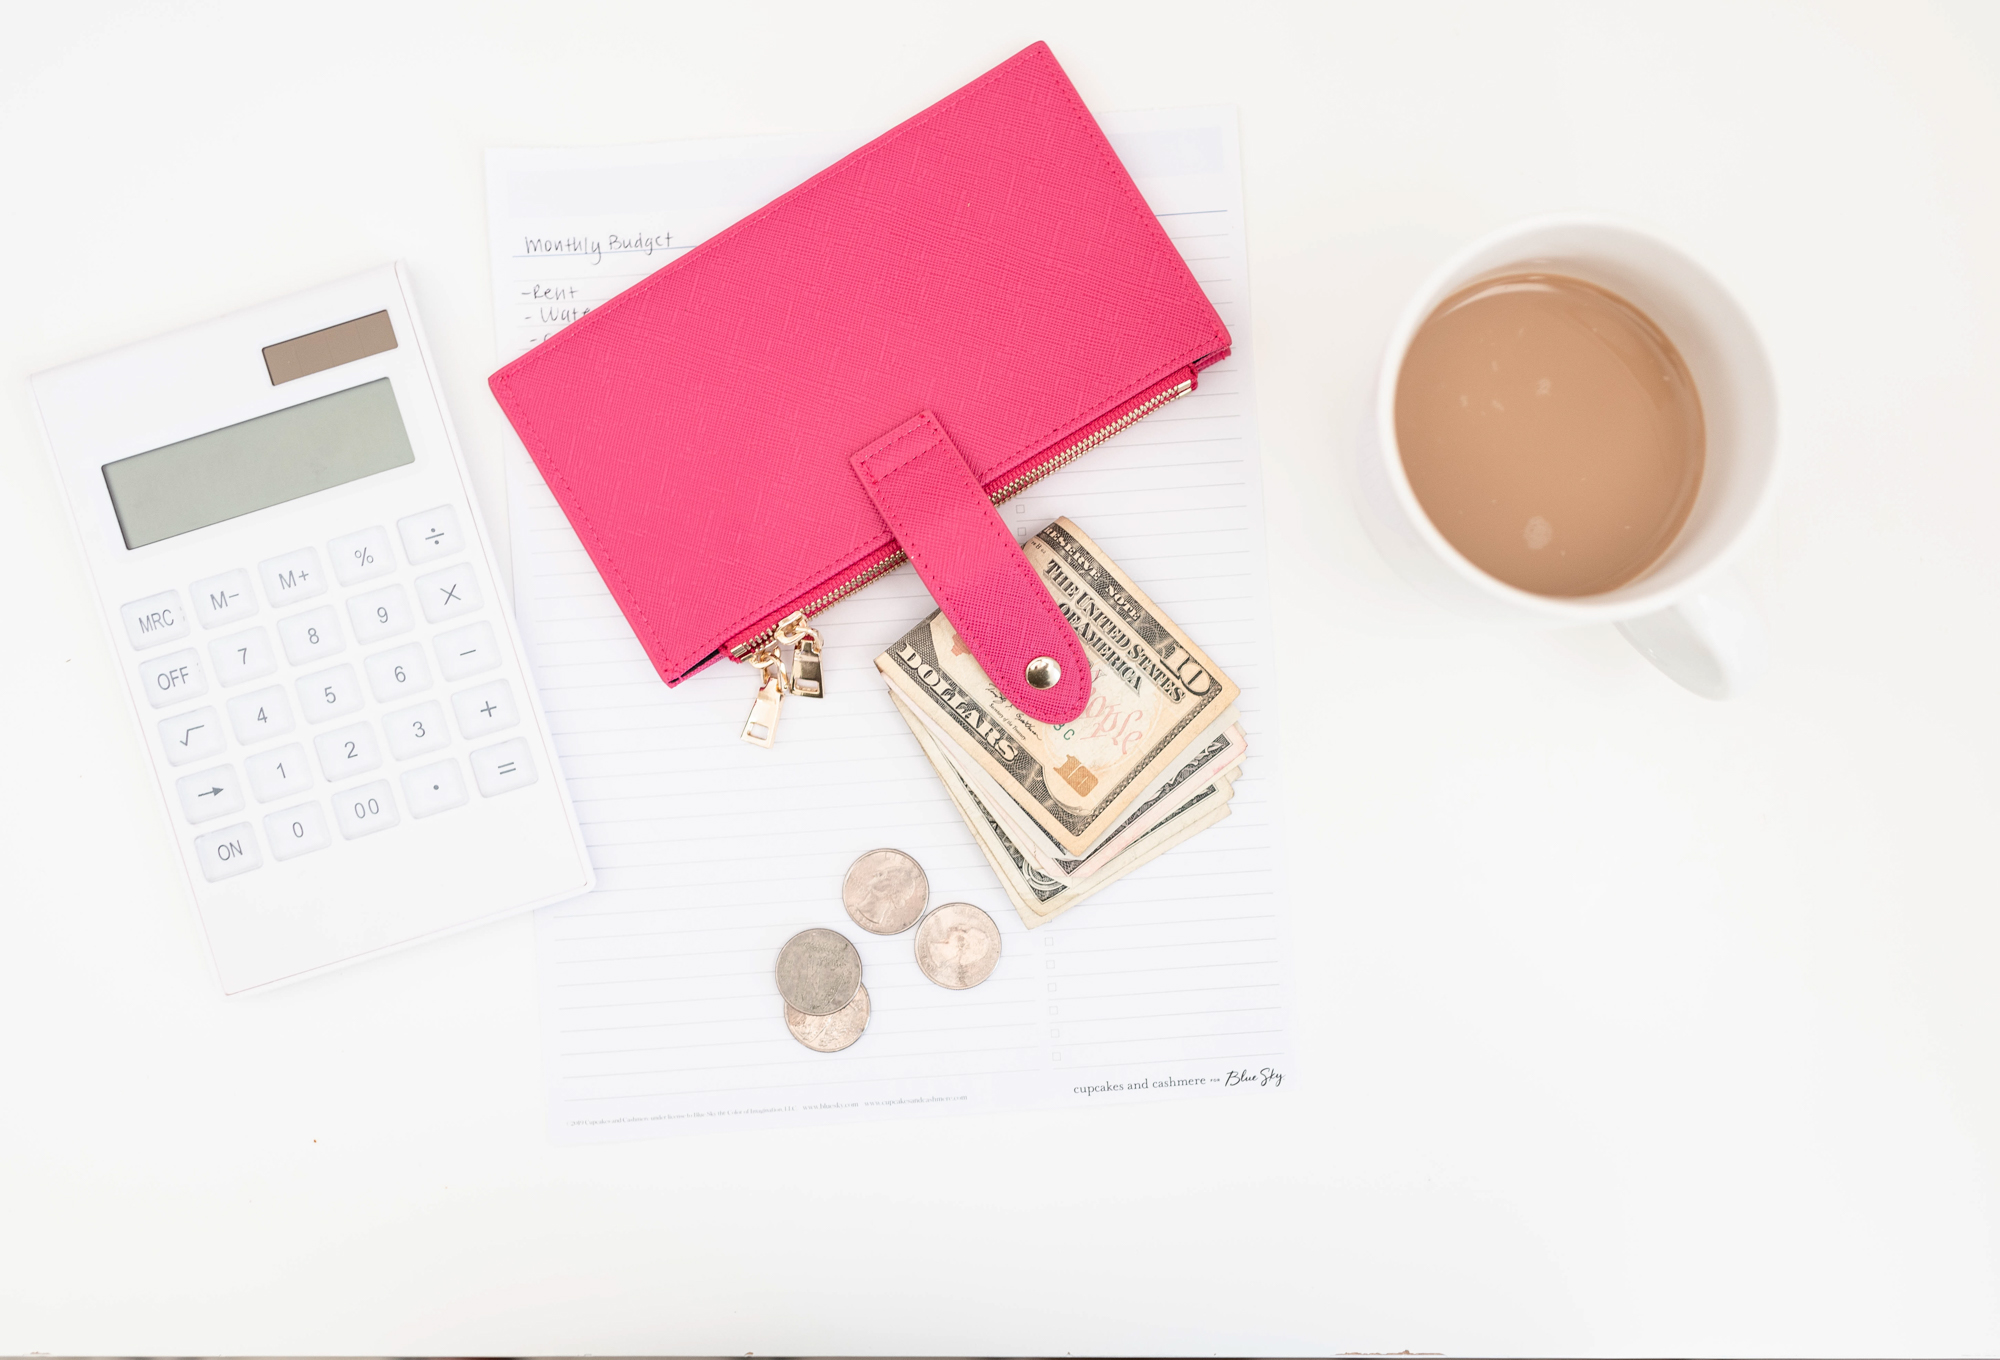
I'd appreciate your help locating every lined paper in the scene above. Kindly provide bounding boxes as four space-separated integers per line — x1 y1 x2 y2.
486 107 1292 1140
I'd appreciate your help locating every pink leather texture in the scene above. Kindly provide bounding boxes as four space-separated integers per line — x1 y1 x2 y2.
852 412 1091 722
487 40 1231 694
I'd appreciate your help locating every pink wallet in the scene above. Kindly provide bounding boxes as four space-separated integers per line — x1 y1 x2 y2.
488 41 1231 740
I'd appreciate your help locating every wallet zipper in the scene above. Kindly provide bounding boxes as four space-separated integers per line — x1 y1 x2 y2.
732 367 1197 743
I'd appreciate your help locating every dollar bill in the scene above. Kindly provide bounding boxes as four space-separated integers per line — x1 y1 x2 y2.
876 517 1241 858
892 690 1236 927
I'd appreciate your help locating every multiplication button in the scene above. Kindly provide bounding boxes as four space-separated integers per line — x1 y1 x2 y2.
415 562 481 624
257 547 327 608
120 590 189 650
333 780 400 840
175 763 245 823
397 504 462 564
194 822 261 882
139 648 207 708
190 569 257 629
158 707 224 767
470 738 537 797
264 803 330 861
328 525 396 586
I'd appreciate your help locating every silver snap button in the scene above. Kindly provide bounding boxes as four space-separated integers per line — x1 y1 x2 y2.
1025 656 1061 689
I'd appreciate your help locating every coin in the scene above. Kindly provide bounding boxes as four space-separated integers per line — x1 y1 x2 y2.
774 927 863 1016
786 982 870 1053
913 902 1002 989
841 847 929 935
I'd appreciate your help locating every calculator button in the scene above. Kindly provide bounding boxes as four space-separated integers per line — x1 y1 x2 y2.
120 590 190 650
364 643 432 703
383 700 451 761
470 738 537 797
139 648 208 709
208 627 278 687
401 759 468 818
194 822 261 882
397 504 463 564
452 679 520 740
190 569 258 629
347 584 415 645
314 721 384 781
434 620 501 681
244 743 313 802
159 707 225 767
332 780 400 840
277 605 345 666
415 562 482 623
329 525 397 585
176 763 246 823
258 547 327 608
296 664 364 722
228 685 296 744
264 803 331 861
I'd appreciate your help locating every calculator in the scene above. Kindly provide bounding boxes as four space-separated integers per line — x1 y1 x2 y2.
32 264 594 994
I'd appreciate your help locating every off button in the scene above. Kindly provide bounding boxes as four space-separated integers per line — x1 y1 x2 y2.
139 647 208 709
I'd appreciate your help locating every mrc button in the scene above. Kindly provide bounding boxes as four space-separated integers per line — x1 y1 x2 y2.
119 590 190 650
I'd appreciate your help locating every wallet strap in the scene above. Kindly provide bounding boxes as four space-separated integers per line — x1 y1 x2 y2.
851 412 1091 724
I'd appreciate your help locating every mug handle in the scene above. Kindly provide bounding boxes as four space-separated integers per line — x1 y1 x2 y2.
1615 573 1767 700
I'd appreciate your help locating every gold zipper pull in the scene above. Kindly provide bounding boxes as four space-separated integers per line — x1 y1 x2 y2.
740 650 788 747
791 626 825 699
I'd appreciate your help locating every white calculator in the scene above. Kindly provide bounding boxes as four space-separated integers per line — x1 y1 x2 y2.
32 264 593 994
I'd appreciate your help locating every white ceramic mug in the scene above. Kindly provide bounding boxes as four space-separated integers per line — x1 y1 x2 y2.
1357 214 1780 699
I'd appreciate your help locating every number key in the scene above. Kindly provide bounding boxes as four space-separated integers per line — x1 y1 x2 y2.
264 802 331 861
244 743 313 802
227 685 296 743
347 584 414 645
296 664 364 723
313 721 384 781
209 626 277 687
364 643 432 703
333 780 400 840
278 605 345 666
383 700 451 761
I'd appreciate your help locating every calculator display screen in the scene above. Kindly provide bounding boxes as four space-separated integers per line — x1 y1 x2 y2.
102 378 416 549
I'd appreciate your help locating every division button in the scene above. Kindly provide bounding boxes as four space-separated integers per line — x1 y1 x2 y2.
193 822 261 882
120 590 189 650
264 802 331 861
469 738 537 797
397 504 463 564
400 758 468 818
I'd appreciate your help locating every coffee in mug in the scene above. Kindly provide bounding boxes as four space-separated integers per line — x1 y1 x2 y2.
1394 272 1705 597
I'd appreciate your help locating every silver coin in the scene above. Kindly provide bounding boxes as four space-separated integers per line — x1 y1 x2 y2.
775 927 862 1016
786 982 870 1053
913 902 1002 990
841 847 929 935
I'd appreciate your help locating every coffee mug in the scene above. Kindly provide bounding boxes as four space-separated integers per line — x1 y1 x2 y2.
1356 214 1780 699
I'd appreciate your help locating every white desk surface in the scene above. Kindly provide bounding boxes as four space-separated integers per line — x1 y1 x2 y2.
4 3 1998 1354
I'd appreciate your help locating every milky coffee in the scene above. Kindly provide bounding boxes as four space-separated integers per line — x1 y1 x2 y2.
1394 272 1704 597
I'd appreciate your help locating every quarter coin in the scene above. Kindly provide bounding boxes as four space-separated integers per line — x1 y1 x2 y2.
786 982 870 1053
841 847 929 935
913 902 1002 990
774 927 863 1016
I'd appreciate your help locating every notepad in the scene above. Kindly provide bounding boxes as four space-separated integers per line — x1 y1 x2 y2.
487 107 1293 1141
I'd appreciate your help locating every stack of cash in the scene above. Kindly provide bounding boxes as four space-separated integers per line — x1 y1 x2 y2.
876 518 1245 928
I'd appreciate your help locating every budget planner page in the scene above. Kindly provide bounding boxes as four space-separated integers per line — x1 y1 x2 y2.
486 107 1293 1140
